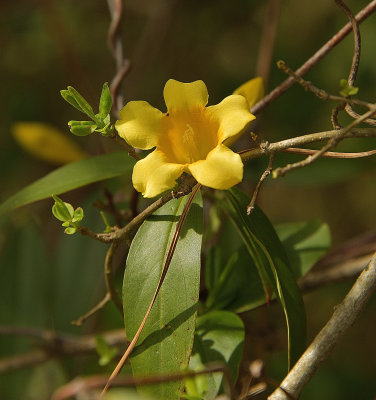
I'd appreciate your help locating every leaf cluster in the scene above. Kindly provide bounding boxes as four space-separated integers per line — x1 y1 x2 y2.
61 83 114 137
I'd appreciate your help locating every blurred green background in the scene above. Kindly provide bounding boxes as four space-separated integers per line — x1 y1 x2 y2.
0 0 375 399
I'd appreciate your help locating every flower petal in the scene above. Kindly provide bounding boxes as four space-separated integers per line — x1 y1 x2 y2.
163 79 208 113
188 144 243 189
207 94 255 145
233 76 264 108
132 150 185 198
115 101 163 150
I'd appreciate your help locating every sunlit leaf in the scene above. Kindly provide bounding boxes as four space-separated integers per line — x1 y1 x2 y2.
188 310 244 400
123 193 203 400
0 152 135 215
99 82 113 119
276 219 331 278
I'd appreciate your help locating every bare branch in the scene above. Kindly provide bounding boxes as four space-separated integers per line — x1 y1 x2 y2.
247 152 275 215
52 363 232 400
272 105 376 177
72 293 111 326
240 127 376 163
268 253 376 400
251 0 376 115
281 147 376 159
0 328 126 374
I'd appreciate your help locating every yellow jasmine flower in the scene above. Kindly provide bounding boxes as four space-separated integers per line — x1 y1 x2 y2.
12 122 88 165
116 79 257 198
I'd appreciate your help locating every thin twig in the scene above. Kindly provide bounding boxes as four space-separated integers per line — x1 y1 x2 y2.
107 0 130 113
103 188 124 227
251 0 376 115
272 105 376 177
0 328 126 374
240 127 376 163
281 147 376 158
299 253 373 293
276 60 373 109
335 0 361 86
72 293 111 326
53 363 232 400
104 242 123 314
111 133 140 160
268 253 376 400
79 175 197 244
247 153 275 215
101 184 202 397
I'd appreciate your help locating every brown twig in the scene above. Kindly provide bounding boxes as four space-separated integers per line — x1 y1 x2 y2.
335 0 361 86
240 127 376 163
275 60 373 108
251 0 376 115
299 253 373 293
0 328 125 374
53 363 232 400
268 253 376 400
281 147 376 159
104 242 123 314
103 188 124 227
72 293 111 326
247 152 275 215
111 132 140 160
107 0 130 114
272 104 376 177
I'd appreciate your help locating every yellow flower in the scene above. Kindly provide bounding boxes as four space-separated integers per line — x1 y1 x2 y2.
115 79 257 198
12 122 88 165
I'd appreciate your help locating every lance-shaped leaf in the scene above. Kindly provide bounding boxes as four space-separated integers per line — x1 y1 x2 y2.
66 86 97 120
68 120 97 136
0 152 135 215
188 310 244 400
224 188 306 369
123 193 203 400
98 82 113 119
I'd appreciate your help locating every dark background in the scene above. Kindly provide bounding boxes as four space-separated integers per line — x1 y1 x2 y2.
0 1 375 399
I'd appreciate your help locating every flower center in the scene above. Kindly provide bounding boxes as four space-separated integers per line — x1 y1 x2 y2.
158 108 219 164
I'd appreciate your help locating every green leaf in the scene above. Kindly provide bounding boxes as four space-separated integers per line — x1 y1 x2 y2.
223 188 306 369
188 310 244 400
60 89 83 113
68 120 97 136
72 207 84 222
275 220 331 278
52 195 74 222
0 152 135 215
64 226 77 234
339 78 359 97
98 82 113 119
123 193 203 400
95 336 118 366
205 246 265 313
206 220 330 314
67 86 96 120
